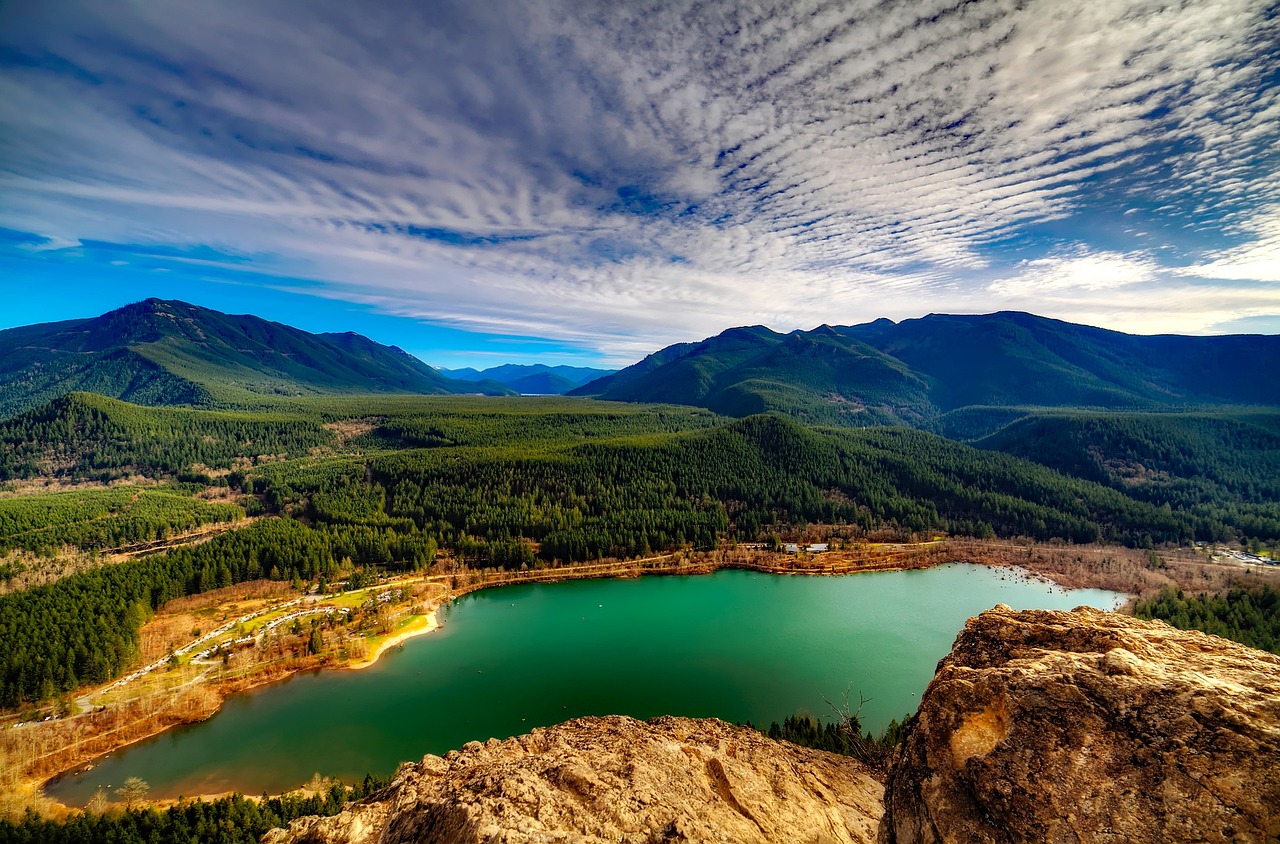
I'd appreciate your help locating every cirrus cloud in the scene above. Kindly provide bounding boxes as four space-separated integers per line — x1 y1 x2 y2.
0 0 1277 359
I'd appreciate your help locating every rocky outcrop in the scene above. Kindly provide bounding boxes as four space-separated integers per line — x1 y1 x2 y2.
264 715 884 844
879 604 1280 844
267 605 1280 843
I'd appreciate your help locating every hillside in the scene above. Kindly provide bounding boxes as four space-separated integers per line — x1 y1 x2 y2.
0 299 512 417
842 311 1280 410
571 325 932 425
0 392 333 481
572 313 1280 424
439 364 614 394
975 409 1280 542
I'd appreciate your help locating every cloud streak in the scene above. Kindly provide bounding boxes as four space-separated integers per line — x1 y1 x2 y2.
1 0 1277 360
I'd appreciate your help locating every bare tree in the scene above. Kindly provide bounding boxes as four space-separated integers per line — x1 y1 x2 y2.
115 776 150 809
86 787 109 814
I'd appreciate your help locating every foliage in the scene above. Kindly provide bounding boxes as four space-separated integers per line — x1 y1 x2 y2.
921 405 1035 441
1 389 1276 704
574 325 931 426
0 486 243 555
0 513 441 705
1135 584 1280 655
979 410 1280 541
746 711 910 764
0 774 391 844
0 393 332 481
354 402 721 451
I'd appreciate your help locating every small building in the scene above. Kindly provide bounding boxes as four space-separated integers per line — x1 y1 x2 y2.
784 543 801 554
805 543 829 554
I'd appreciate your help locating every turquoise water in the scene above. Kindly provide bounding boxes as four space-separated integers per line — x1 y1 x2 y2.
48 565 1121 803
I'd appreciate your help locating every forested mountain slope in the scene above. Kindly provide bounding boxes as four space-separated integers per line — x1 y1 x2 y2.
573 312 1280 424
0 392 333 481
840 311 1280 410
0 299 512 417
2 393 1276 707
571 325 932 425
976 410 1280 542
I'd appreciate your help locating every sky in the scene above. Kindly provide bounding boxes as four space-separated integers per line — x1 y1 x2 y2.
1 0 1278 368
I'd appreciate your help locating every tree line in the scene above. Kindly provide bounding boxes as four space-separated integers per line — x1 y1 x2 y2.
979 411 1280 542
0 487 243 556
1135 584 1280 655
2 410 1274 705
0 774 390 844
0 517 436 706
0 393 331 482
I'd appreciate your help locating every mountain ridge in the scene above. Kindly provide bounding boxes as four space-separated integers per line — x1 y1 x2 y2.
6 302 1278 423
572 312 1280 425
0 299 514 417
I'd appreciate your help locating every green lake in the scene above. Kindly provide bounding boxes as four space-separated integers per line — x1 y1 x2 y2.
48 565 1122 803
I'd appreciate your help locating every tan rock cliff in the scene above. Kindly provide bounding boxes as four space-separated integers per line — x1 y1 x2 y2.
879 604 1280 844
263 714 884 844
266 605 1280 843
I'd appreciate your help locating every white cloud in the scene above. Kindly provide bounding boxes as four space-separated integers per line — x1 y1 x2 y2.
1175 206 1280 283
0 0 1277 357
988 249 1159 297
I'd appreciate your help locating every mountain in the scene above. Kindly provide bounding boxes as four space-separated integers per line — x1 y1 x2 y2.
0 299 513 417
972 409 1280 533
839 311 1280 410
439 364 616 394
570 325 932 425
572 312 1280 425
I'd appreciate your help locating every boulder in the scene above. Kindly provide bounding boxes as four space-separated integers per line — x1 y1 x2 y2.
264 714 884 843
878 605 1280 843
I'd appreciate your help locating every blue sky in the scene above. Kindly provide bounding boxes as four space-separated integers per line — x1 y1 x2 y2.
1 0 1278 368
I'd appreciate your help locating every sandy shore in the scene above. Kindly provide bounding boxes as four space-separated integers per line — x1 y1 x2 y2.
344 610 440 671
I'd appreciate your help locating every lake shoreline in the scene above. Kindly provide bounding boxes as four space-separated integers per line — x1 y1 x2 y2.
344 610 441 671
32 550 953 811
30 538 1220 810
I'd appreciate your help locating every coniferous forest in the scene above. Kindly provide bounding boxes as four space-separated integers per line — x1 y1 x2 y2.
1 393 1277 708
0 775 390 844
1136 585 1280 655
0 302 1275 844
5 0 1280 831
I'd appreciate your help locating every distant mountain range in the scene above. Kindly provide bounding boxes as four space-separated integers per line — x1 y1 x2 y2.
0 299 514 417
438 364 615 395
571 312 1280 425
4 302 1277 425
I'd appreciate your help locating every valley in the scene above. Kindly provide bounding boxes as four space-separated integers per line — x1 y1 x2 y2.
44 563 1124 804
1 302 1277 837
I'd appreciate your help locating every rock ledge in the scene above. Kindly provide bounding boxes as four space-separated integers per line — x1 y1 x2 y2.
264 714 883 844
267 605 1280 843
879 604 1280 844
